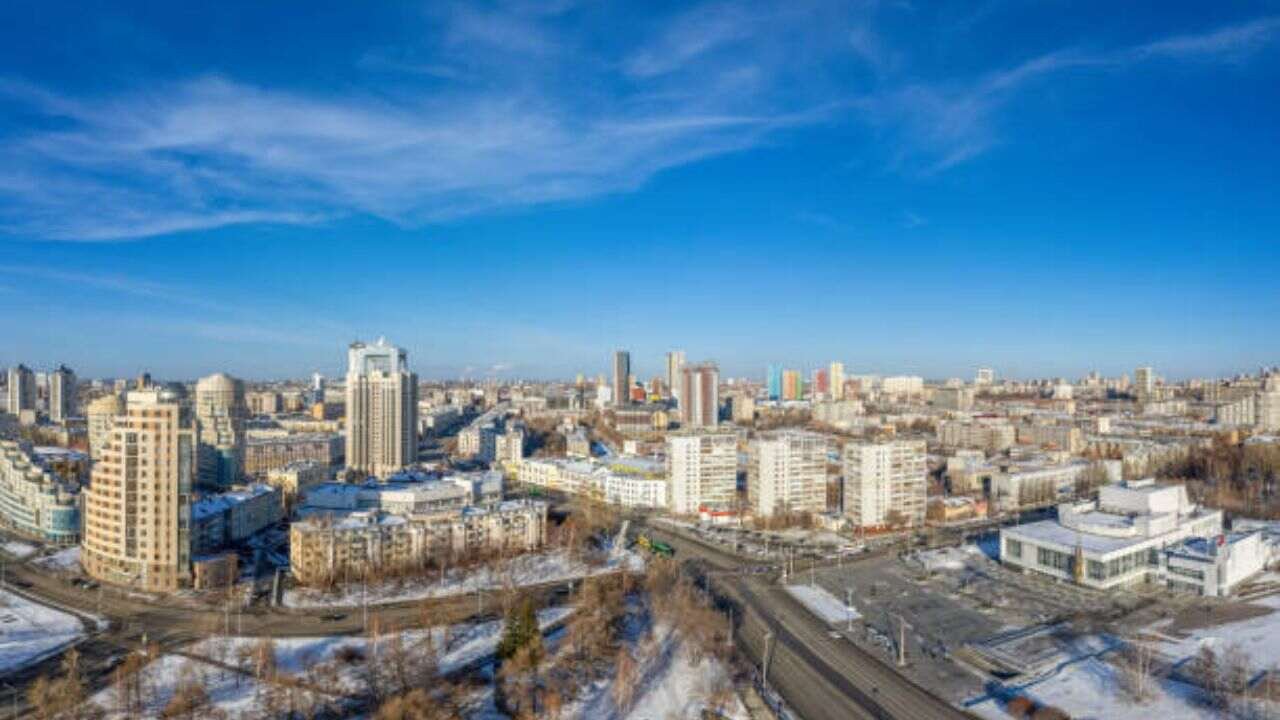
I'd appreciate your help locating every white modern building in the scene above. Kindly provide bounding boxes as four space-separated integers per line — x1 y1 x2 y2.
666 430 737 515
49 365 76 423
1000 480 1224 591
748 430 827 518
516 457 667 509
0 440 80 544
842 440 927 529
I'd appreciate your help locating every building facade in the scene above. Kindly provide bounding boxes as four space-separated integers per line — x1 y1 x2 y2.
345 339 419 478
666 430 737 515
612 350 631 407
678 362 720 428
49 365 76 423
748 430 827 518
82 389 196 591
195 373 249 489
0 441 80 544
6 365 35 416
842 440 927 529
289 499 547 584
86 394 123 461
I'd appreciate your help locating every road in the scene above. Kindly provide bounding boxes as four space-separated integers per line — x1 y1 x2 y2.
0 551 575 718
642 522 976 720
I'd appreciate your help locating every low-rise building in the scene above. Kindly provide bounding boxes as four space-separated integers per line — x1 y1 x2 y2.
516 457 667 509
191 484 283 554
244 433 342 476
265 461 330 508
938 418 1016 451
289 499 547 584
1000 480 1224 591
0 441 80 544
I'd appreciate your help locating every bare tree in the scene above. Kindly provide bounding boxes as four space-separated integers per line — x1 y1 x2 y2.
1117 636 1156 702
611 647 639 713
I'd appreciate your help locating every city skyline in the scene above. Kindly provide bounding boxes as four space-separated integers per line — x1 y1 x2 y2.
3 2 1280 379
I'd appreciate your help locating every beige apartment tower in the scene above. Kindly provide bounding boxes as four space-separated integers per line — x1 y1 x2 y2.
82 389 196 591
345 339 419 478
86 394 124 461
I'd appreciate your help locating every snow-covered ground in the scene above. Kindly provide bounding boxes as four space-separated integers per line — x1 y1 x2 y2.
0 588 85 674
33 546 81 571
1 541 38 559
967 656 1220 720
786 584 860 624
283 549 644 609
1147 591 1280 673
91 607 574 718
561 622 748 720
912 545 986 573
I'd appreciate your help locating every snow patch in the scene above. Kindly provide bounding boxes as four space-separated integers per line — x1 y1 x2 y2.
786 584 860 624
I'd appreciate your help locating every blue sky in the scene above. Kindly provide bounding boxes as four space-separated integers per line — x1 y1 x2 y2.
1 1 1278 382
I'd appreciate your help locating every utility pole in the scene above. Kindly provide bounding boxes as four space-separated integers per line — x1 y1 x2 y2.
762 630 775 690
847 587 855 631
224 601 230 636
898 614 908 667
362 574 368 632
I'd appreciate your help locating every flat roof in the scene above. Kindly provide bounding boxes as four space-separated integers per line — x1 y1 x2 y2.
1004 518 1149 555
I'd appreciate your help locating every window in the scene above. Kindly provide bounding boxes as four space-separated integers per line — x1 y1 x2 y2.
1005 538 1023 559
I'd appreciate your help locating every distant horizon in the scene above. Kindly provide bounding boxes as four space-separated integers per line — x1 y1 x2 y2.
9 353 1274 387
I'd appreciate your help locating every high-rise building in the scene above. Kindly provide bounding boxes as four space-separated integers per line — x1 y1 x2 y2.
1134 366 1155 403
781 369 801 401
346 339 419 478
49 365 76 422
86 394 123 461
842 440 927 530
309 372 326 406
814 368 829 397
6 365 35 416
975 367 995 386
666 350 686 403
195 373 249 488
82 389 197 591
678 362 720 428
612 350 631 407
830 362 845 400
767 365 783 401
749 430 827 518
666 430 737 515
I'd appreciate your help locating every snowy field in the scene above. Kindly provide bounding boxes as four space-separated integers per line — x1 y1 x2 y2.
33 546 81 571
1147 591 1280 673
560 622 748 720
0 588 85 674
1 541 38 559
283 549 644 609
968 656 1221 720
91 607 573 718
786 584 860 624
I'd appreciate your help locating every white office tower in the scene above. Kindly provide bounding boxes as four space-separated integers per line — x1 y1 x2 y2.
829 362 845 400
842 440 926 529
310 372 326 405
195 372 248 488
346 339 419 478
49 365 76 422
6 365 35 416
678 362 720 428
666 350 686 403
749 430 827 518
666 430 737 515
976 367 994 386
612 350 631 406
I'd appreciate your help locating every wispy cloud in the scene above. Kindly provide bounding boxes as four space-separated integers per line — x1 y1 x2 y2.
0 264 231 311
0 6 1275 240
